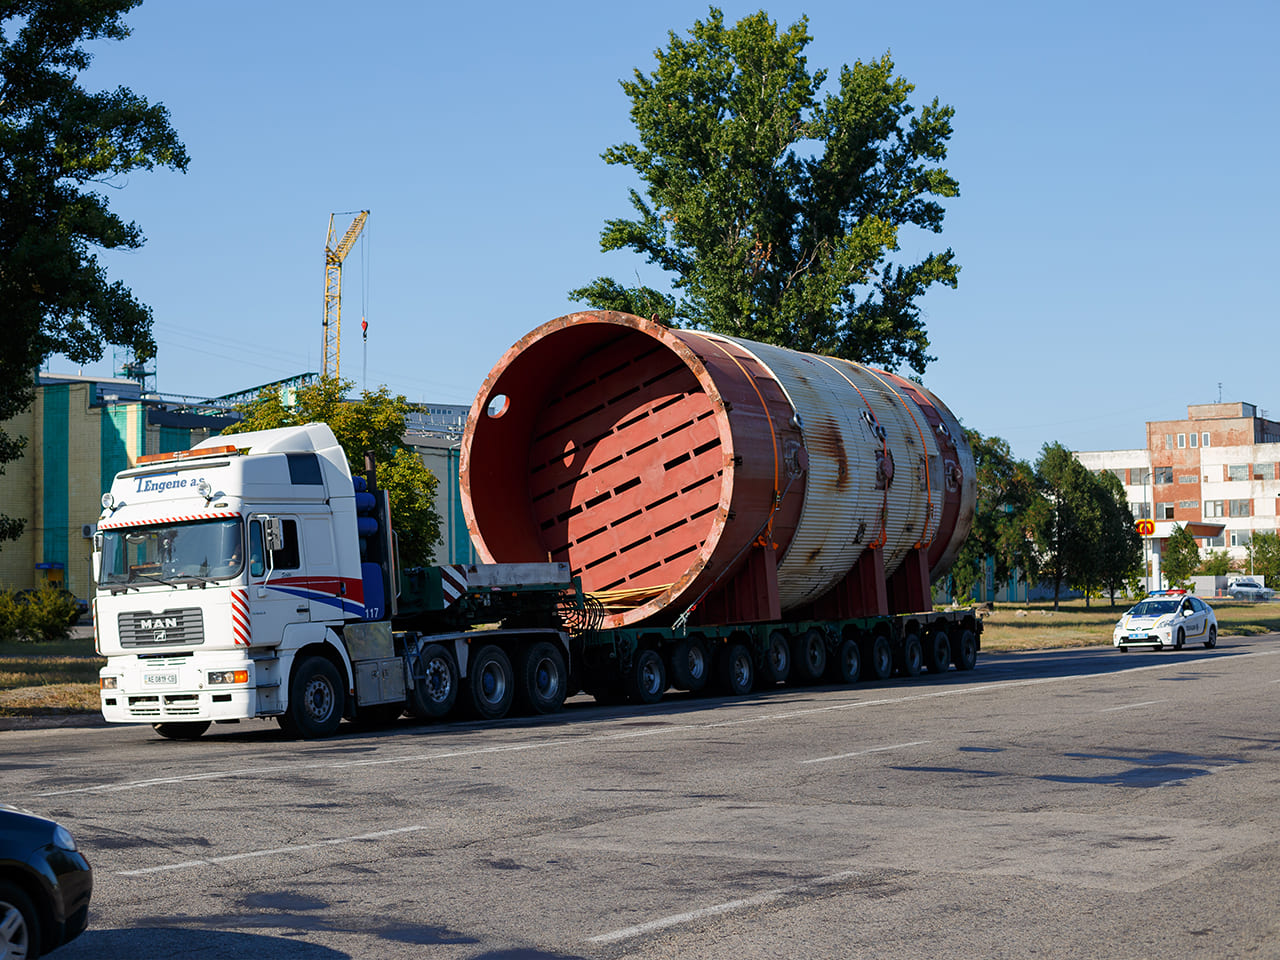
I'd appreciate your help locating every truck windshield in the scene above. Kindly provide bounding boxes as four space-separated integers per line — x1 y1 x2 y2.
100 517 245 584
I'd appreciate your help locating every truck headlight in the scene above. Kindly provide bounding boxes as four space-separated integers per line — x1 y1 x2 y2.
100 677 118 690
207 670 249 685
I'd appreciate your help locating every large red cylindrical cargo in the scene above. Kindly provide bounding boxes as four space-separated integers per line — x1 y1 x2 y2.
460 311 975 629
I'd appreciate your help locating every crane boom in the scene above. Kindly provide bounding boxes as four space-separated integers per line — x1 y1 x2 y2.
321 210 369 380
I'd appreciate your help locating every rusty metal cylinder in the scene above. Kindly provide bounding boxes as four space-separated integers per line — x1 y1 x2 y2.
460 311 975 629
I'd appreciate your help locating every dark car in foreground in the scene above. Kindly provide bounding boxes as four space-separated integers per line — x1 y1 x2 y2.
0 806 91 959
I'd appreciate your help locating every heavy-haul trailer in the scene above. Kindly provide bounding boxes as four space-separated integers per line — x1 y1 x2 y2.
95 310 981 739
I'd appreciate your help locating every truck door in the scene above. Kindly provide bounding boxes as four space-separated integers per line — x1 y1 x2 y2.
301 515 346 623
246 515 311 645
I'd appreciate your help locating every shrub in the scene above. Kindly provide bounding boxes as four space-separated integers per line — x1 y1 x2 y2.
0 586 80 643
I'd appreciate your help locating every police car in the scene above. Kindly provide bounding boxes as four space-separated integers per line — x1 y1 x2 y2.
1112 590 1218 651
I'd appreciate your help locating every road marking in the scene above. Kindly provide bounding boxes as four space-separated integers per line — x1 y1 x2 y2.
584 870 861 944
116 826 425 876
1099 699 1169 712
36 649 1280 799
801 740 931 764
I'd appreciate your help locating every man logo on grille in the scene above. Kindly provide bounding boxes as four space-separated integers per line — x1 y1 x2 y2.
153 630 167 642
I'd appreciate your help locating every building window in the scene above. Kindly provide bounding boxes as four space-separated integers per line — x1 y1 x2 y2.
1177 433 1186 448
1229 499 1251 517
1205 533 1225 547
1156 502 1175 520
1190 432 1198 448
1178 500 1199 509
1205 500 1225 517
1228 464 1250 481
1256 463 1275 479
1231 530 1252 548
1202 432 1210 447
1154 466 1173 484
1165 434 1174 450
1177 474 1197 484
1131 501 1151 519
1131 466 1150 485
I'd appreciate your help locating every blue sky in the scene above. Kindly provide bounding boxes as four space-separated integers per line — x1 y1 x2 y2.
55 0 1280 463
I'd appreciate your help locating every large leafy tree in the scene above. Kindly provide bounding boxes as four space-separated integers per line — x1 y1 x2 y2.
1160 524 1201 590
1034 443 1103 610
223 378 442 568
0 0 187 546
949 430 1045 602
1092 470 1142 607
571 7 959 372
1247 532 1280 587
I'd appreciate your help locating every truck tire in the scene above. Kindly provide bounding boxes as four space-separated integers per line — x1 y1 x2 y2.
868 635 893 680
409 643 458 719
924 630 951 673
517 641 568 715
281 656 345 738
763 630 792 685
791 629 827 684
953 629 978 671
466 645 515 720
899 633 924 677
828 636 861 684
0 881 39 960
627 648 667 705
669 635 710 692
716 642 754 696
153 721 211 740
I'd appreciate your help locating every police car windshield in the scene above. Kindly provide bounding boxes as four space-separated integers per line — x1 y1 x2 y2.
99 518 244 584
1130 599 1180 617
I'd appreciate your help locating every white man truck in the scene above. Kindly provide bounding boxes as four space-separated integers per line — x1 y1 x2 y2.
95 421 981 740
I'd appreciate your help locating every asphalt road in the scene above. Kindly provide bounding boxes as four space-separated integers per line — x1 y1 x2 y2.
6 636 1280 960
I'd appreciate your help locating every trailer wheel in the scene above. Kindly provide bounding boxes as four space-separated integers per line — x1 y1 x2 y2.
467 645 515 720
409 643 458 719
763 630 792 685
669 635 710 692
153 721 211 740
953 629 978 671
788 629 826 684
518 641 568 715
716 642 754 696
829 637 861 684
899 633 923 677
627 648 667 705
924 630 951 674
868 635 893 680
280 656 345 738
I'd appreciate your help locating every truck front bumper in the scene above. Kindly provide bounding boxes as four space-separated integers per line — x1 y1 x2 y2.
99 655 264 724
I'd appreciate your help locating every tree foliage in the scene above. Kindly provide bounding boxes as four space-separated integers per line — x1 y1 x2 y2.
223 378 442 568
949 430 1044 601
571 7 959 372
0 0 187 547
1246 532 1280 587
1092 470 1142 606
1161 524 1200 590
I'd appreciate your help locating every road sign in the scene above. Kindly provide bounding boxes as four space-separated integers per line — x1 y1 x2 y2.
1135 519 1155 536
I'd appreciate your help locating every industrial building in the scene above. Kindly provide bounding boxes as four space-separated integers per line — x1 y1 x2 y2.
1074 402 1280 585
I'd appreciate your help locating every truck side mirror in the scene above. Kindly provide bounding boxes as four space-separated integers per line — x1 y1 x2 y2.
264 516 285 552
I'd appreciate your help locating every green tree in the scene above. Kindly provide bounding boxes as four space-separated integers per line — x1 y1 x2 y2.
571 7 959 373
224 378 442 568
1034 443 1101 610
1246 532 1280 587
0 0 187 547
1161 524 1201 590
1195 549 1232 577
949 430 1045 602
1093 471 1142 607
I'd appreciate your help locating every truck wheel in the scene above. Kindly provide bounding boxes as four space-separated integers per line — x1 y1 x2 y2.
281 656 345 738
467 645 515 720
763 630 791 685
924 631 951 673
953 629 978 671
153 721 211 740
669 635 710 692
868 635 893 680
790 629 827 684
409 643 458 719
899 633 924 677
627 648 667 705
716 642 754 696
0 881 38 960
518 641 568 714
829 637 861 684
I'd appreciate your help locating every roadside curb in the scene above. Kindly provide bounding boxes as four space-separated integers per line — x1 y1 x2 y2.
0 713 108 732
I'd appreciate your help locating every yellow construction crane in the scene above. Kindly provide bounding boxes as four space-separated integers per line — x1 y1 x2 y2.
321 210 369 380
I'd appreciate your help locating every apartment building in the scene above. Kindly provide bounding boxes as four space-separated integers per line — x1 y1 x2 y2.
1075 402 1280 584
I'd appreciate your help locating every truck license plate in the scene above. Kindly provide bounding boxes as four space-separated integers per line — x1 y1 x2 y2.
144 672 179 686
